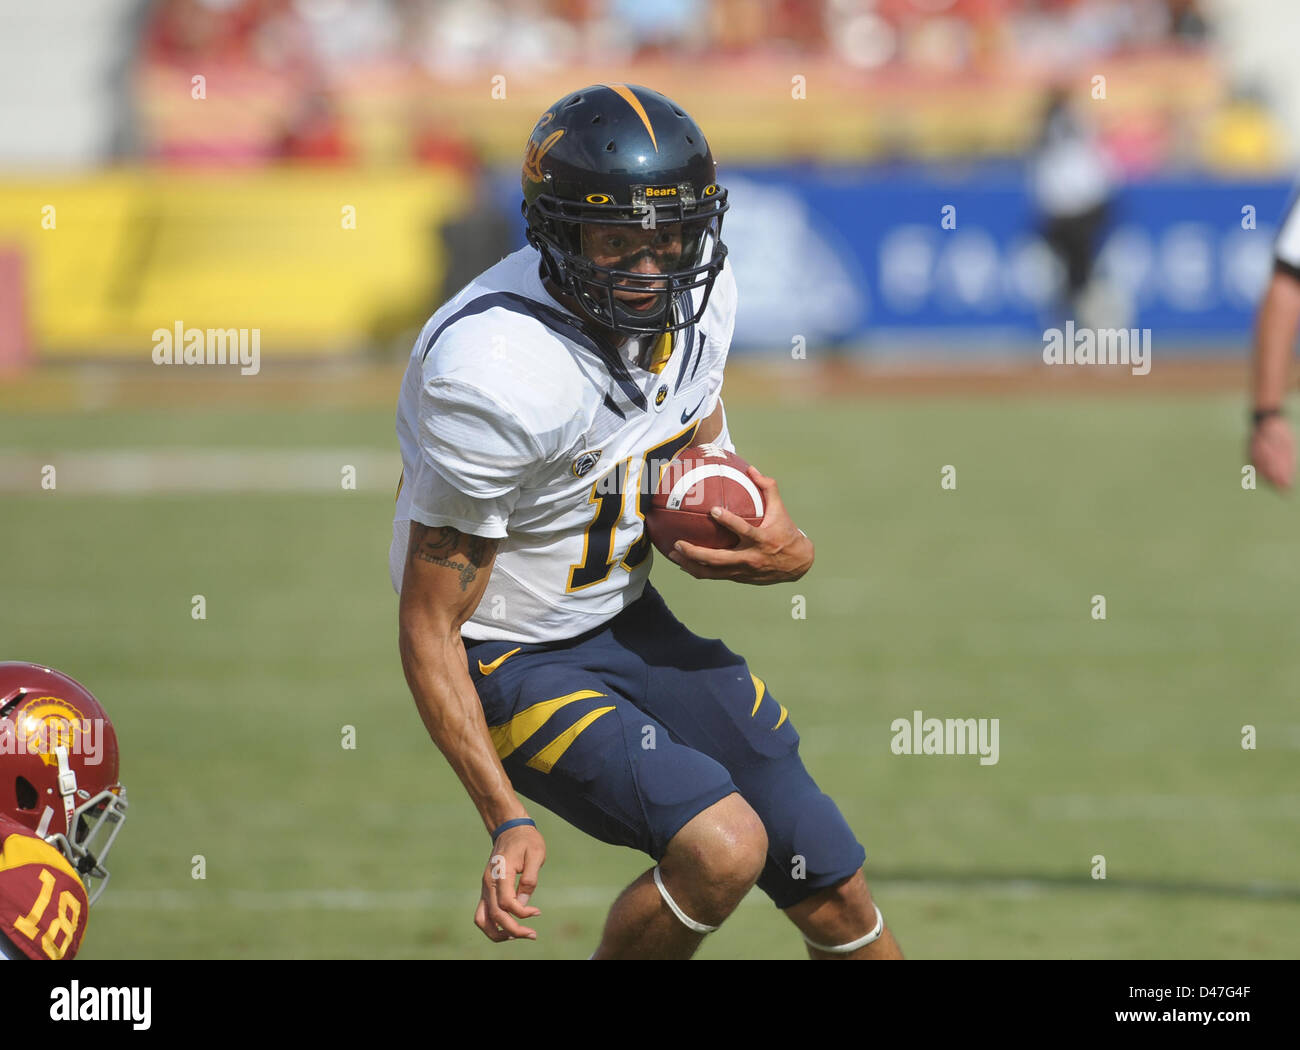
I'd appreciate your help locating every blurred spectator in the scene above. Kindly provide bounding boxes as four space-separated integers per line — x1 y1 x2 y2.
412 112 480 173
288 0 398 66
1029 86 1116 322
608 0 702 60
1167 0 1209 44
1202 87 1285 175
276 87 353 161
710 0 768 55
143 0 270 66
770 0 827 54
1100 105 1174 177
408 0 581 77
131 0 1225 169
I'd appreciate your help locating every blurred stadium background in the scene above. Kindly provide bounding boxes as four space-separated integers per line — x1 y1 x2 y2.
2 0 1298 959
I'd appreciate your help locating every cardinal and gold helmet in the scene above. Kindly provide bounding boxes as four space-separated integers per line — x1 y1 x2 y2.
0 662 127 905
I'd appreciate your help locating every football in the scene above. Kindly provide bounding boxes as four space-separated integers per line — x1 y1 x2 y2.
646 444 765 557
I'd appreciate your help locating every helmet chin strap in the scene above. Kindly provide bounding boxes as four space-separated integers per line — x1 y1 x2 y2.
608 294 672 345
54 744 78 841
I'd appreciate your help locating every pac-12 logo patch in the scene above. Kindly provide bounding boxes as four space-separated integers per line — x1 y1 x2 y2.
572 450 602 478
654 384 668 407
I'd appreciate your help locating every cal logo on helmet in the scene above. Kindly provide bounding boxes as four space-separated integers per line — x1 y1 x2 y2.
523 129 565 185
572 450 602 478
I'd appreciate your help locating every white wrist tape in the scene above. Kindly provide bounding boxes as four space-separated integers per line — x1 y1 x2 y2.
653 865 719 934
802 903 884 953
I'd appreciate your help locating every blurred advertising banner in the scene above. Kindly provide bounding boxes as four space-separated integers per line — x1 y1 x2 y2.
721 166 1293 352
490 165 1294 353
0 168 469 359
5 164 1290 361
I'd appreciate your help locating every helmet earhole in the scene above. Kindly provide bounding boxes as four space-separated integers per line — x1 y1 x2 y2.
15 777 36 810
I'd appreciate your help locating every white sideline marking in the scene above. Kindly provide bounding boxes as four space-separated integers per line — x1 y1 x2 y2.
1033 794 1300 820
97 887 629 911
96 873 1296 912
0 450 397 493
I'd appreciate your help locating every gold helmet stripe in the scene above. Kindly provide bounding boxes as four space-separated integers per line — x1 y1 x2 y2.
603 83 658 152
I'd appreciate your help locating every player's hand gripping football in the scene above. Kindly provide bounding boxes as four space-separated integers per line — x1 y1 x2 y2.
668 466 814 584
476 823 546 942
1249 413 1295 490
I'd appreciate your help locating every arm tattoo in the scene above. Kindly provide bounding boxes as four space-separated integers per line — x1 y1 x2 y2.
409 524 494 592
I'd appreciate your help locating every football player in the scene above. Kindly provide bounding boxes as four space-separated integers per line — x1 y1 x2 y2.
1247 185 1300 489
0 662 127 960
393 84 901 959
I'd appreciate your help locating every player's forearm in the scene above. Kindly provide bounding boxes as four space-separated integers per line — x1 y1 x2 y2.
695 398 733 450
398 621 529 832
696 399 723 444
1252 271 1300 410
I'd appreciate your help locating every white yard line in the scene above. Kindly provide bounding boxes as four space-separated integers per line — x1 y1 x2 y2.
1033 794 1300 820
0 450 398 493
98 886 627 911
96 874 1298 912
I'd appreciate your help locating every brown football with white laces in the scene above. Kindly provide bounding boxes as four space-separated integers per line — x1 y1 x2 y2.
646 445 765 557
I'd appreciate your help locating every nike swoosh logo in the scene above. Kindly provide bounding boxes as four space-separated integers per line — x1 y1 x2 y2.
478 647 521 676
681 394 706 424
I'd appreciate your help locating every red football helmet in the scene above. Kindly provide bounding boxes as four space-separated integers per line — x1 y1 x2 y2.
0 662 127 905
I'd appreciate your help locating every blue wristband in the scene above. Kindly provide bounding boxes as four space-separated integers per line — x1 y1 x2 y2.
491 818 536 841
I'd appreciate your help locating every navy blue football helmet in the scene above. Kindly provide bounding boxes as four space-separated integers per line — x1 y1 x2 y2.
521 83 729 338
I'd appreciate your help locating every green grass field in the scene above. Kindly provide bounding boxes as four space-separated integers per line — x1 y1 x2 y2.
2 390 1297 958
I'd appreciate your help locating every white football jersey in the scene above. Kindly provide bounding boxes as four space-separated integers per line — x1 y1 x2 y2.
392 245 737 643
1276 183 1300 276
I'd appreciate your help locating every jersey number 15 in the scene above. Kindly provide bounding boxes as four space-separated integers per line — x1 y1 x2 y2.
567 426 697 591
